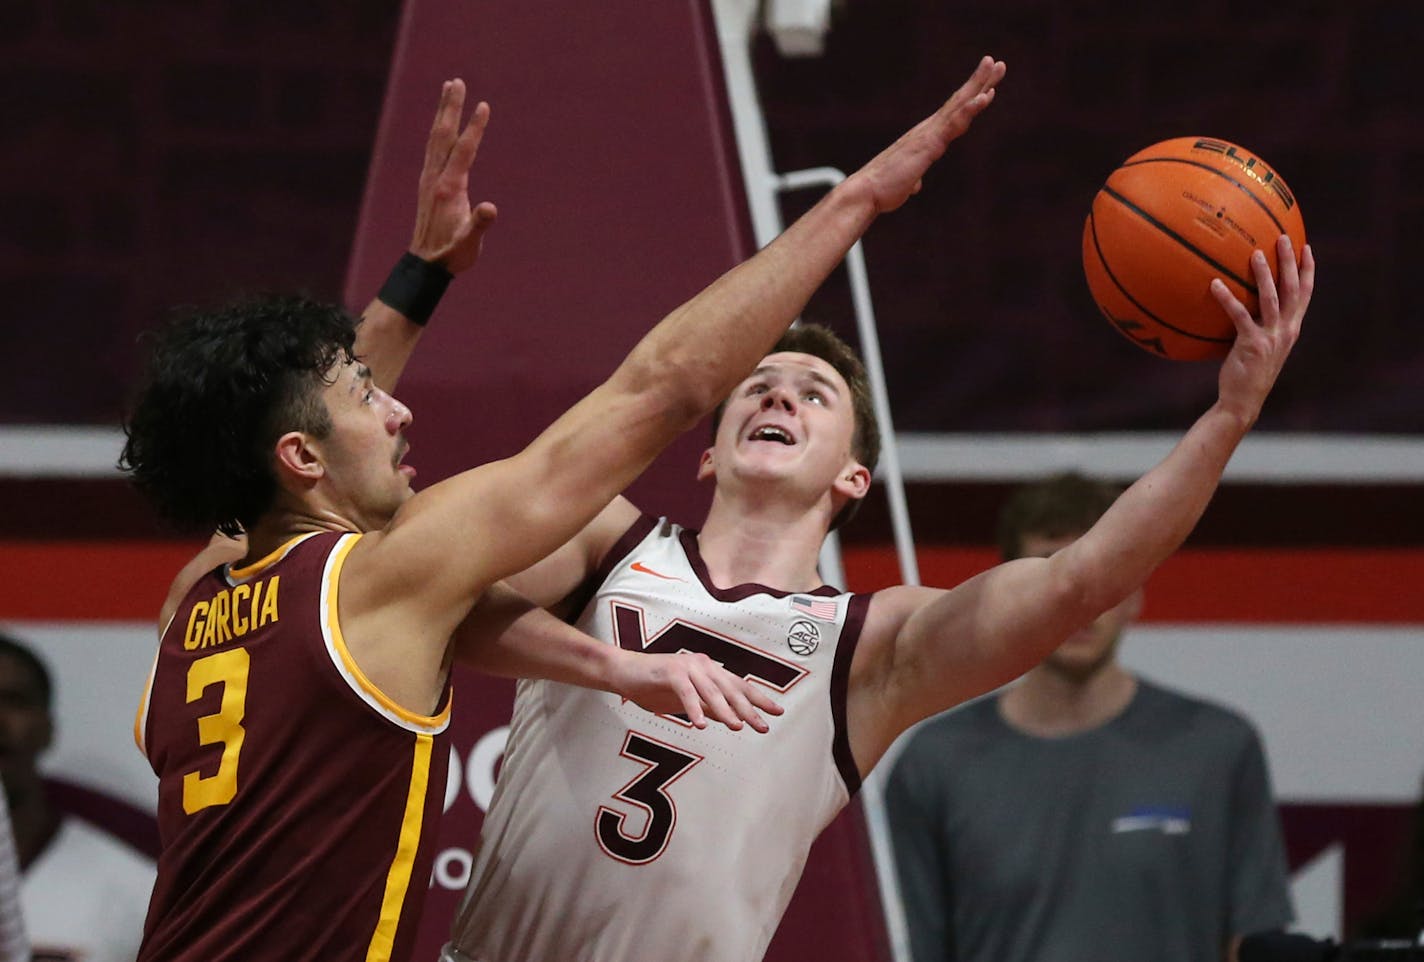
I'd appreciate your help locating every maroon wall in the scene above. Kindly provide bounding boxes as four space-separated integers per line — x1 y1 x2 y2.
1 0 403 424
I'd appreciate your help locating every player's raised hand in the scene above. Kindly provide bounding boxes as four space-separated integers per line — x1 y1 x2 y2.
408 78 498 274
850 55 1006 214
1211 234 1316 425
608 650 784 733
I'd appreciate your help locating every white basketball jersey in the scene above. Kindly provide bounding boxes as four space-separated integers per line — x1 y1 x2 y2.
446 516 869 962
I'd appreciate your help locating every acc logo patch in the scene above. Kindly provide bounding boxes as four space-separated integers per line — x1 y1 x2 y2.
787 620 820 656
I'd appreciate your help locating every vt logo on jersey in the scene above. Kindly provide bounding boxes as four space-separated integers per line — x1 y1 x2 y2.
611 603 808 696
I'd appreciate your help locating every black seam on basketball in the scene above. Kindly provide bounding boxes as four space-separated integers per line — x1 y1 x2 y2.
1101 185 1258 295
1088 204 1234 344
1119 156 1288 238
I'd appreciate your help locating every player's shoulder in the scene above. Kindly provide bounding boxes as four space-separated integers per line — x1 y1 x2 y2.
587 497 652 553
860 583 942 637
597 510 675 572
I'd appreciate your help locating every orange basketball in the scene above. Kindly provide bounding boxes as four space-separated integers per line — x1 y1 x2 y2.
1082 137 1306 361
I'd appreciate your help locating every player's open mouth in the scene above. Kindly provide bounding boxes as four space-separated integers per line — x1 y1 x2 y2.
747 424 796 445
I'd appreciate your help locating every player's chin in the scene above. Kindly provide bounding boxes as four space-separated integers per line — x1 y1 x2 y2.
736 450 801 478
1045 646 1113 678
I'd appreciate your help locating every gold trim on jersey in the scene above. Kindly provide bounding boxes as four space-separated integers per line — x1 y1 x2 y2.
364 732 434 962
226 531 322 582
133 645 159 758
323 534 452 733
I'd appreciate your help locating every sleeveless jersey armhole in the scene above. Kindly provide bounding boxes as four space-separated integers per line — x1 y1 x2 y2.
319 533 451 734
830 593 873 796
562 514 660 625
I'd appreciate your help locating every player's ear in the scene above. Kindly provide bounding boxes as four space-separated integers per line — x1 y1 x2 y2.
695 447 715 482
833 460 871 502
273 432 325 484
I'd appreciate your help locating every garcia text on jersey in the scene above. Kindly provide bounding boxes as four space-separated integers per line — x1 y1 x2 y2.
183 576 280 651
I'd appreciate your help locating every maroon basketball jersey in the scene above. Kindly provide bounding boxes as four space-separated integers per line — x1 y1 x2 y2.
135 532 451 962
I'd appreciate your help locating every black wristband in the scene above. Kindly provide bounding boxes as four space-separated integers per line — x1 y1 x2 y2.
377 252 453 326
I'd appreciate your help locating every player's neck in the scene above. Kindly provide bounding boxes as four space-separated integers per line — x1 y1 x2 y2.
697 492 830 592
998 661 1138 738
241 505 359 566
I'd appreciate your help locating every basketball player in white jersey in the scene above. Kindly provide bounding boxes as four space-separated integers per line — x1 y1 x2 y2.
359 59 1312 962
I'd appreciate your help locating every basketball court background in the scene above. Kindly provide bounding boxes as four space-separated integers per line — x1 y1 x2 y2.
3 0 1422 958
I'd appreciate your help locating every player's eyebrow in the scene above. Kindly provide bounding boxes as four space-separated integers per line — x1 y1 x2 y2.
748 365 841 396
802 370 841 396
349 363 374 393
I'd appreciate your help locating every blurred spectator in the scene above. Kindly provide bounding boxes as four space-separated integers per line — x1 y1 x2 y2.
0 788 27 962
0 633 155 962
884 472 1293 962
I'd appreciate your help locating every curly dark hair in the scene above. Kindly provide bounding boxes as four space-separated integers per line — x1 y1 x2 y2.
711 323 880 530
995 472 1123 561
120 294 358 536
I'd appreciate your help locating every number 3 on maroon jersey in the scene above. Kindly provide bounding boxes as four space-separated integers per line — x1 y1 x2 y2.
595 731 703 865
183 648 250 814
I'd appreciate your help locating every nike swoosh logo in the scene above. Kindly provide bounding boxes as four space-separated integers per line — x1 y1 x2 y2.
630 561 685 581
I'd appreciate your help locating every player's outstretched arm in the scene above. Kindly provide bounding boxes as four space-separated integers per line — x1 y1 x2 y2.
356 56 1009 636
355 79 498 392
847 237 1315 770
454 582 783 732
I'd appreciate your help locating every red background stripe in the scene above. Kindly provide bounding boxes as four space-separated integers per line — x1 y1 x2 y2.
7 541 1423 624
843 546 1424 623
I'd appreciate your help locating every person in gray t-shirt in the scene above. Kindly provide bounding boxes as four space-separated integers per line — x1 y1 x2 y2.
884 473 1293 962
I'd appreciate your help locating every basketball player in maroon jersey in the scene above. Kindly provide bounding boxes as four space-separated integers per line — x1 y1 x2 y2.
120 58 1008 962
360 89 1315 962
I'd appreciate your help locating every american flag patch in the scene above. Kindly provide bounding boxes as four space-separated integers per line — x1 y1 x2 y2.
790 595 837 621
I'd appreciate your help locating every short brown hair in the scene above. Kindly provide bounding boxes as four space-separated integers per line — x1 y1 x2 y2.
995 472 1122 561
711 323 880 529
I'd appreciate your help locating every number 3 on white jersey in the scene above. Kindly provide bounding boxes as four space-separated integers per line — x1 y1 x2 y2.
595 730 703 865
